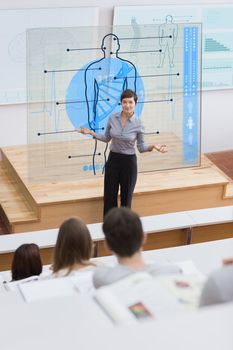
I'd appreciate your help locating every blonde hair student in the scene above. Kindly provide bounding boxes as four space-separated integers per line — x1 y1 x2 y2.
52 217 95 277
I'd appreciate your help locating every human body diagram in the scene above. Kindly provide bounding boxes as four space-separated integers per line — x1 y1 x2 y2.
82 33 140 174
158 15 178 68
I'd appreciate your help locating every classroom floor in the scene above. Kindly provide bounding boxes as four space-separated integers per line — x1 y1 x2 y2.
206 150 233 180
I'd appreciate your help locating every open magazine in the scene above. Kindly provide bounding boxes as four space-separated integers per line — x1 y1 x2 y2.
94 264 206 325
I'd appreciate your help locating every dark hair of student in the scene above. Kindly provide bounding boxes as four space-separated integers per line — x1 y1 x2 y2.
120 89 138 103
11 243 42 281
103 207 143 257
53 217 93 273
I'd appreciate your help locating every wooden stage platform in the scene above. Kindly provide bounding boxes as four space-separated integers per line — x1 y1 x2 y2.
0 144 233 234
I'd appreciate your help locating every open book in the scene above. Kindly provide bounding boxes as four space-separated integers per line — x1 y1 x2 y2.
94 266 206 325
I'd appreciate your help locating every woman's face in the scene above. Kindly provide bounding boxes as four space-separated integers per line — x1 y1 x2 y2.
121 97 136 116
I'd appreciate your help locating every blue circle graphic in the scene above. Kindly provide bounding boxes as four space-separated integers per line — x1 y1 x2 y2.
66 57 144 132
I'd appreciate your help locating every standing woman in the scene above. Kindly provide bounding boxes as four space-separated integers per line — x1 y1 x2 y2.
80 89 167 216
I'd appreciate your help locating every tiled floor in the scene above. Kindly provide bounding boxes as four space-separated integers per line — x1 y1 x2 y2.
205 150 233 180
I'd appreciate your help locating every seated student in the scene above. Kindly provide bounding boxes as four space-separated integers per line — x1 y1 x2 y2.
93 207 181 288
199 257 233 307
51 217 95 278
11 243 42 281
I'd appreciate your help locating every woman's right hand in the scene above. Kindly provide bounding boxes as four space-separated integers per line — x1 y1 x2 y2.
80 127 92 135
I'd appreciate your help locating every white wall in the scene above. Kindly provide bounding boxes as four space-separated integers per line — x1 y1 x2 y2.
0 0 233 152
202 90 233 152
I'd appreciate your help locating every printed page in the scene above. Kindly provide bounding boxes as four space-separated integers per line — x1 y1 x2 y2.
94 272 186 325
157 273 206 308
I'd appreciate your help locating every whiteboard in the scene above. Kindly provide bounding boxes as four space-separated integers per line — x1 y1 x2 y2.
0 7 99 105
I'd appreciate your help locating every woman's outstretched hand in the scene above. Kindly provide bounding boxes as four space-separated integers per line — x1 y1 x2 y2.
78 127 96 138
150 144 167 153
79 127 92 135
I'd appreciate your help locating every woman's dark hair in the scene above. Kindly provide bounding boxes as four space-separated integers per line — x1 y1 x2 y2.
103 207 144 257
11 243 42 281
53 217 93 273
120 89 138 103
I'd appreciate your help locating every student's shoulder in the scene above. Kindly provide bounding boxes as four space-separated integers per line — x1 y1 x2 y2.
93 265 114 288
93 264 131 288
93 264 113 275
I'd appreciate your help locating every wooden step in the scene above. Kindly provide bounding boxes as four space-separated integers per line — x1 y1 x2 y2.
0 162 39 233
1 148 39 215
224 182 233 198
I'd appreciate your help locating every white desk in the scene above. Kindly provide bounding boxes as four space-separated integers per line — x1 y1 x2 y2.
0 293 113 349
1 205 233 257
101 303 233 350
187 206 233 226
0 290 23 305
0 222 104 254
0 240 233 350
142 211 194 233
0 295 232 350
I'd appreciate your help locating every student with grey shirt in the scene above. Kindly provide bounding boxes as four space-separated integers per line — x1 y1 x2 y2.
80 89 166 216
199 259 233 307
93 207 181 289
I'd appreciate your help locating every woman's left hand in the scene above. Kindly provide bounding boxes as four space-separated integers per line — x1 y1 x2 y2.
151 144 167 153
